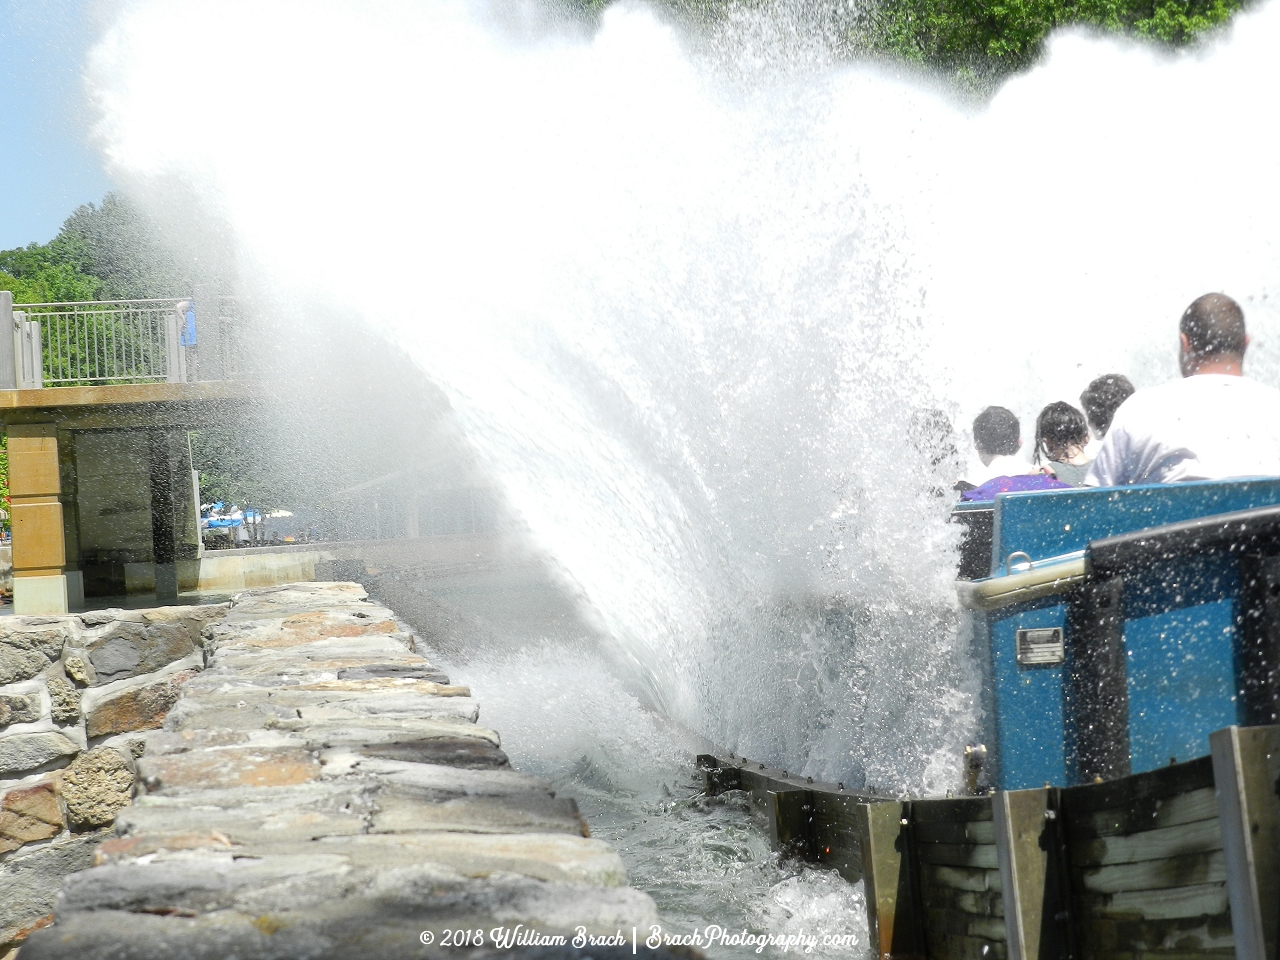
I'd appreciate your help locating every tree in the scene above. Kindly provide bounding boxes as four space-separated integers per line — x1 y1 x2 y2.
0 192 187 305
849 0 1242 86
570 0 1246 92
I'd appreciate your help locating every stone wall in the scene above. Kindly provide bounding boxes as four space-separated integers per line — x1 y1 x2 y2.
11 583 661 959
0 603 227 952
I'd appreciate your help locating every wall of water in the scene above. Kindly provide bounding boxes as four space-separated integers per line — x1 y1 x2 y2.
88 0 1280 794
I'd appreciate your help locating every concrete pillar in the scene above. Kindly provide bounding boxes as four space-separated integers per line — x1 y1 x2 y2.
58 428 82 610
149 430 199 602
0 291 16 390
9 423 67 614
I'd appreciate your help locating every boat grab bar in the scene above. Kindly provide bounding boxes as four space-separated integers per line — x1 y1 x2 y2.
956 554 1088 611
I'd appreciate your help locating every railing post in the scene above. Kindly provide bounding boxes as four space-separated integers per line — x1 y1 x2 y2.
15 311 43 389
165 307 183 383
0 290 16 389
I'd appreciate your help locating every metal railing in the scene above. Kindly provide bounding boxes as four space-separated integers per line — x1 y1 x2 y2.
21 299 183 386
0 293 249 388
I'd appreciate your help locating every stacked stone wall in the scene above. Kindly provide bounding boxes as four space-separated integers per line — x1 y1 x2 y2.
0 604 227 952
7 583 659 960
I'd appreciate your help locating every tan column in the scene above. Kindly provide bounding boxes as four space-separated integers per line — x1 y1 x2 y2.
9 423 68 614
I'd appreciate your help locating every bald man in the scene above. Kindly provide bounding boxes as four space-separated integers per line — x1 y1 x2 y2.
1086 293 1280 486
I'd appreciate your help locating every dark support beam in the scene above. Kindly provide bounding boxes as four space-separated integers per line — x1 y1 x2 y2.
1066 577 1131 783
1237 555 1280 726
148 430 179 600
768 790 815 860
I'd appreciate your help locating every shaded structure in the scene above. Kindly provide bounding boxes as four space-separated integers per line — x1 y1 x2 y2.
0 292 258 614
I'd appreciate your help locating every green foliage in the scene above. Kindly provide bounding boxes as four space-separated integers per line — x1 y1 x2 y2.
851 0 1242 86
190 428 294 516
0 192 185 305
577 0 1245 91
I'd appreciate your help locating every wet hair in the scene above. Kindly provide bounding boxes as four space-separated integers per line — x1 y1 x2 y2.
972 406 1019 457
908 408 955 467
1080 374 1134 436
1180 292 1247 359
1034 401 1090 464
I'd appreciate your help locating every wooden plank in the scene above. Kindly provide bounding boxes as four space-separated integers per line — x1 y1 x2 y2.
918 880 1003 918
1070 816 1222 867
913 797 994 823
1078 912 1235 953
925 933 1009 960
914 820 997 845
1059 756 1213 817
922 863 1003 894
917 842 1000 870
925 907 1008 941
1077 881 1229 921
1079 850 1225 894
1211 724 1280 960
1070 787 1217 840
857 801 925 959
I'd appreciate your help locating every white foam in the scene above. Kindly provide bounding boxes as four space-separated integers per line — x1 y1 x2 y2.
87 0 1280 799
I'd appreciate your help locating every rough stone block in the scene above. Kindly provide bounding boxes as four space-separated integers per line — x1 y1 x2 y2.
0 691 41 727
22 894 661 960
336 663 451 683
138 745 321 792
305 832 629 887
85 669 199 738
0 731 78 776
371 791 586 836
44 670 81 724
60 746 135 829
86 621 197 684
110 780 378 852
62 653 95 686
173 686 480 725
0 628 68 684
0 829 106 947
354 738 510 768
0 776 65 852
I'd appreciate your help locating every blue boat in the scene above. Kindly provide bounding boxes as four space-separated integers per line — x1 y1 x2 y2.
703 478 1280 959
956 477 1280 792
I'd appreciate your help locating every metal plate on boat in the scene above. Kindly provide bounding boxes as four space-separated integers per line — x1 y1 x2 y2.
1016 627 1064 666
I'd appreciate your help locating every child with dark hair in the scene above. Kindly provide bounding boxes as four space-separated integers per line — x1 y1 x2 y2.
1080 374 1135 444
1034 401 1092 486
961 405 1069 501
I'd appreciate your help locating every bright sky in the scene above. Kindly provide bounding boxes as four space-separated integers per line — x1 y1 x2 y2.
0 0 113 250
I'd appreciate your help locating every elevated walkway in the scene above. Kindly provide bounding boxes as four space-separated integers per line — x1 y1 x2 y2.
0 292 260 615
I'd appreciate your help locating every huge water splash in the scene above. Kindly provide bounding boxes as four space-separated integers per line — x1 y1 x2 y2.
89 0 1280 794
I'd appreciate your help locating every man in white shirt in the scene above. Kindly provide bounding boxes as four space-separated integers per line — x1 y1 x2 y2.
969 406 1038 485
1085 293 1280 487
